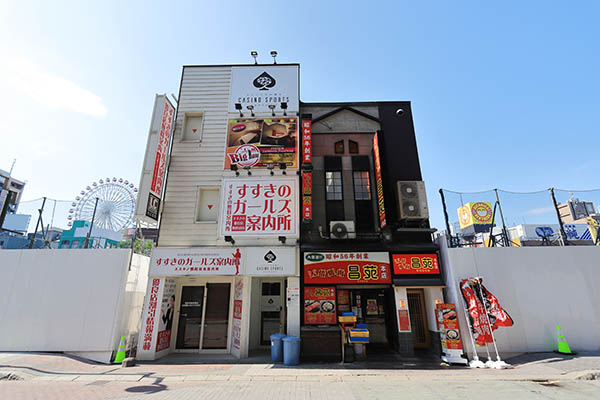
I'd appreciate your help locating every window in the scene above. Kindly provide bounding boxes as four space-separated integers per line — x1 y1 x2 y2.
325 171 343 200
196 187 219 222
349 140 359 154
182 112 204 141
334 140 344 154
353 171 371 200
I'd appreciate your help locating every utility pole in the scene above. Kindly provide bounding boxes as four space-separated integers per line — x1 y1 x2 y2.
29 197 47 249
84 198 99 249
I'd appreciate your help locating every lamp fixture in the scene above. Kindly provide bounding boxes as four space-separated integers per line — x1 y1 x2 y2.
280 102 287 116
251 51 258 64
267 164 275 176
224 236 235 245
235 103 244 117
279 162 287 175
246 105 255 117
243 166 252 176
230 164 239 176
268 104 276 116
278 236 286 244
270 50 278 64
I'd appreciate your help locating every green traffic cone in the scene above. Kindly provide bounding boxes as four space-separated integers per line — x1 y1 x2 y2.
114 335 127 364
556 326 573 355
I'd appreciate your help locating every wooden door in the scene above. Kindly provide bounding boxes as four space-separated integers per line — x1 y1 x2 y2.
407 289 430 349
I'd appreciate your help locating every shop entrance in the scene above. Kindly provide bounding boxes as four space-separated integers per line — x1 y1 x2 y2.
175 282 231 351
260 280 284 345
407 289 430 349
338 285 397 353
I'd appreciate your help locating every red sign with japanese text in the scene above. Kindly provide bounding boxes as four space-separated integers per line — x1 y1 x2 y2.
303 252 391 284
302 172 312 195
150 248 243 276
150 100 175 197
141 278 161 351
220 177 298 237
436 303 463 350
303 196 312 220
304 287 336 324
392 254 440 275
302 119 312 164
398 309 410 331
373 132 387 229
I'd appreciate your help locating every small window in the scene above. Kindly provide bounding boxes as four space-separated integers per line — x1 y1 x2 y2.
334 140 344 154
349 140 359 154
183 113 203 141
353 171 371 200
71 240 81 249
325 171 343 200
196 187 219 222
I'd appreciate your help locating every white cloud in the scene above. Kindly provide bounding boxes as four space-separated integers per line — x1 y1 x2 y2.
524 206 554 216
0 52 108 117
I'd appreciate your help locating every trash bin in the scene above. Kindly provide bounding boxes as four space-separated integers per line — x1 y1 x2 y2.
282 336 301 366
270 333 287 362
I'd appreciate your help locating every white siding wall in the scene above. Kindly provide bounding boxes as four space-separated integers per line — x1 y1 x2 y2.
159 67 231 246
159 66 295 247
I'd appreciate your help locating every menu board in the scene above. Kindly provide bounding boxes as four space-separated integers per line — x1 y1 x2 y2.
304 287 336 324
436 303 463 350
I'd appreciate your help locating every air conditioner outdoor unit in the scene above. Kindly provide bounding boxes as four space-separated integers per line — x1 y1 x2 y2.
397 181 429 220
330 221 356 239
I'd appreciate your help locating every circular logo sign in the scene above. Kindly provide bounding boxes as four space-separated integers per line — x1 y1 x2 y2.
458 205 471 226
471 202 492 224
229 144 260 167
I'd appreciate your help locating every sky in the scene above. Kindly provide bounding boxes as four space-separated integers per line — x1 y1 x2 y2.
1 0 599 231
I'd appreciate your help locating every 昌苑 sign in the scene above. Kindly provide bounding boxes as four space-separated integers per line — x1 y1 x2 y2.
392 254 440 275
220 177 298 237
224 118 298 169
303 252 391 284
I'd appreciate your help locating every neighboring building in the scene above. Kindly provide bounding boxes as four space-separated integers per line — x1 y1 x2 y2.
136 61 444 362
299 103 443 359
59 220 122 249
558 198 598 224
0 169 28 233
121 227 159 244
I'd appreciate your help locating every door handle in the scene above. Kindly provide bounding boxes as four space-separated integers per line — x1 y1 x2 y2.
181 314 188 317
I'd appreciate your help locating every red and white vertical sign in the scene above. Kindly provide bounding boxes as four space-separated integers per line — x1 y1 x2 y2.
302 119 312 164
302 171 312 220
151 100 175 196
136 94 176 222
141 278 161 352
373 132 387 229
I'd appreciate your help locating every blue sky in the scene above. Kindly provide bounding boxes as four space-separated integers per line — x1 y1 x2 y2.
1 1 599 230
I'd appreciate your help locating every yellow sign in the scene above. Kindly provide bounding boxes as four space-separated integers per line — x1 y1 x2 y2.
457 202 493 229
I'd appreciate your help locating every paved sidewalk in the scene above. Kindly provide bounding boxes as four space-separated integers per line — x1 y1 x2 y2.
1 351 599 399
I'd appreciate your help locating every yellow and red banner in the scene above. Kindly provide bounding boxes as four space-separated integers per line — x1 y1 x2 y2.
457 202 493 229
373 132 386 229
392 254 440 275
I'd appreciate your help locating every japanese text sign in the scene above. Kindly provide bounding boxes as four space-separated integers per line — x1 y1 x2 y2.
151 99 175 197
220 177 298 237
392 254 440 275
303 252 391 284
302 119 312 164
150 248 244 277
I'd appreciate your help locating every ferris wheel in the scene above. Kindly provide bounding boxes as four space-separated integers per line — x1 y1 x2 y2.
68 177 138 231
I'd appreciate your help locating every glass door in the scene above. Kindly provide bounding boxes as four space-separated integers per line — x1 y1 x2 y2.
202 283 231 349
176 286 205 349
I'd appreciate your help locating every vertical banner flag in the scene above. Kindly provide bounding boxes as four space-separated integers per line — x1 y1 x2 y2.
436 303 467 364
373 132 386 229
460 278 513 345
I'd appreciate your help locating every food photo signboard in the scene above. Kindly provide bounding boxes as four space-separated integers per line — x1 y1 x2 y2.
304 286 336 325
304 252 392 284
224 118 298 169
